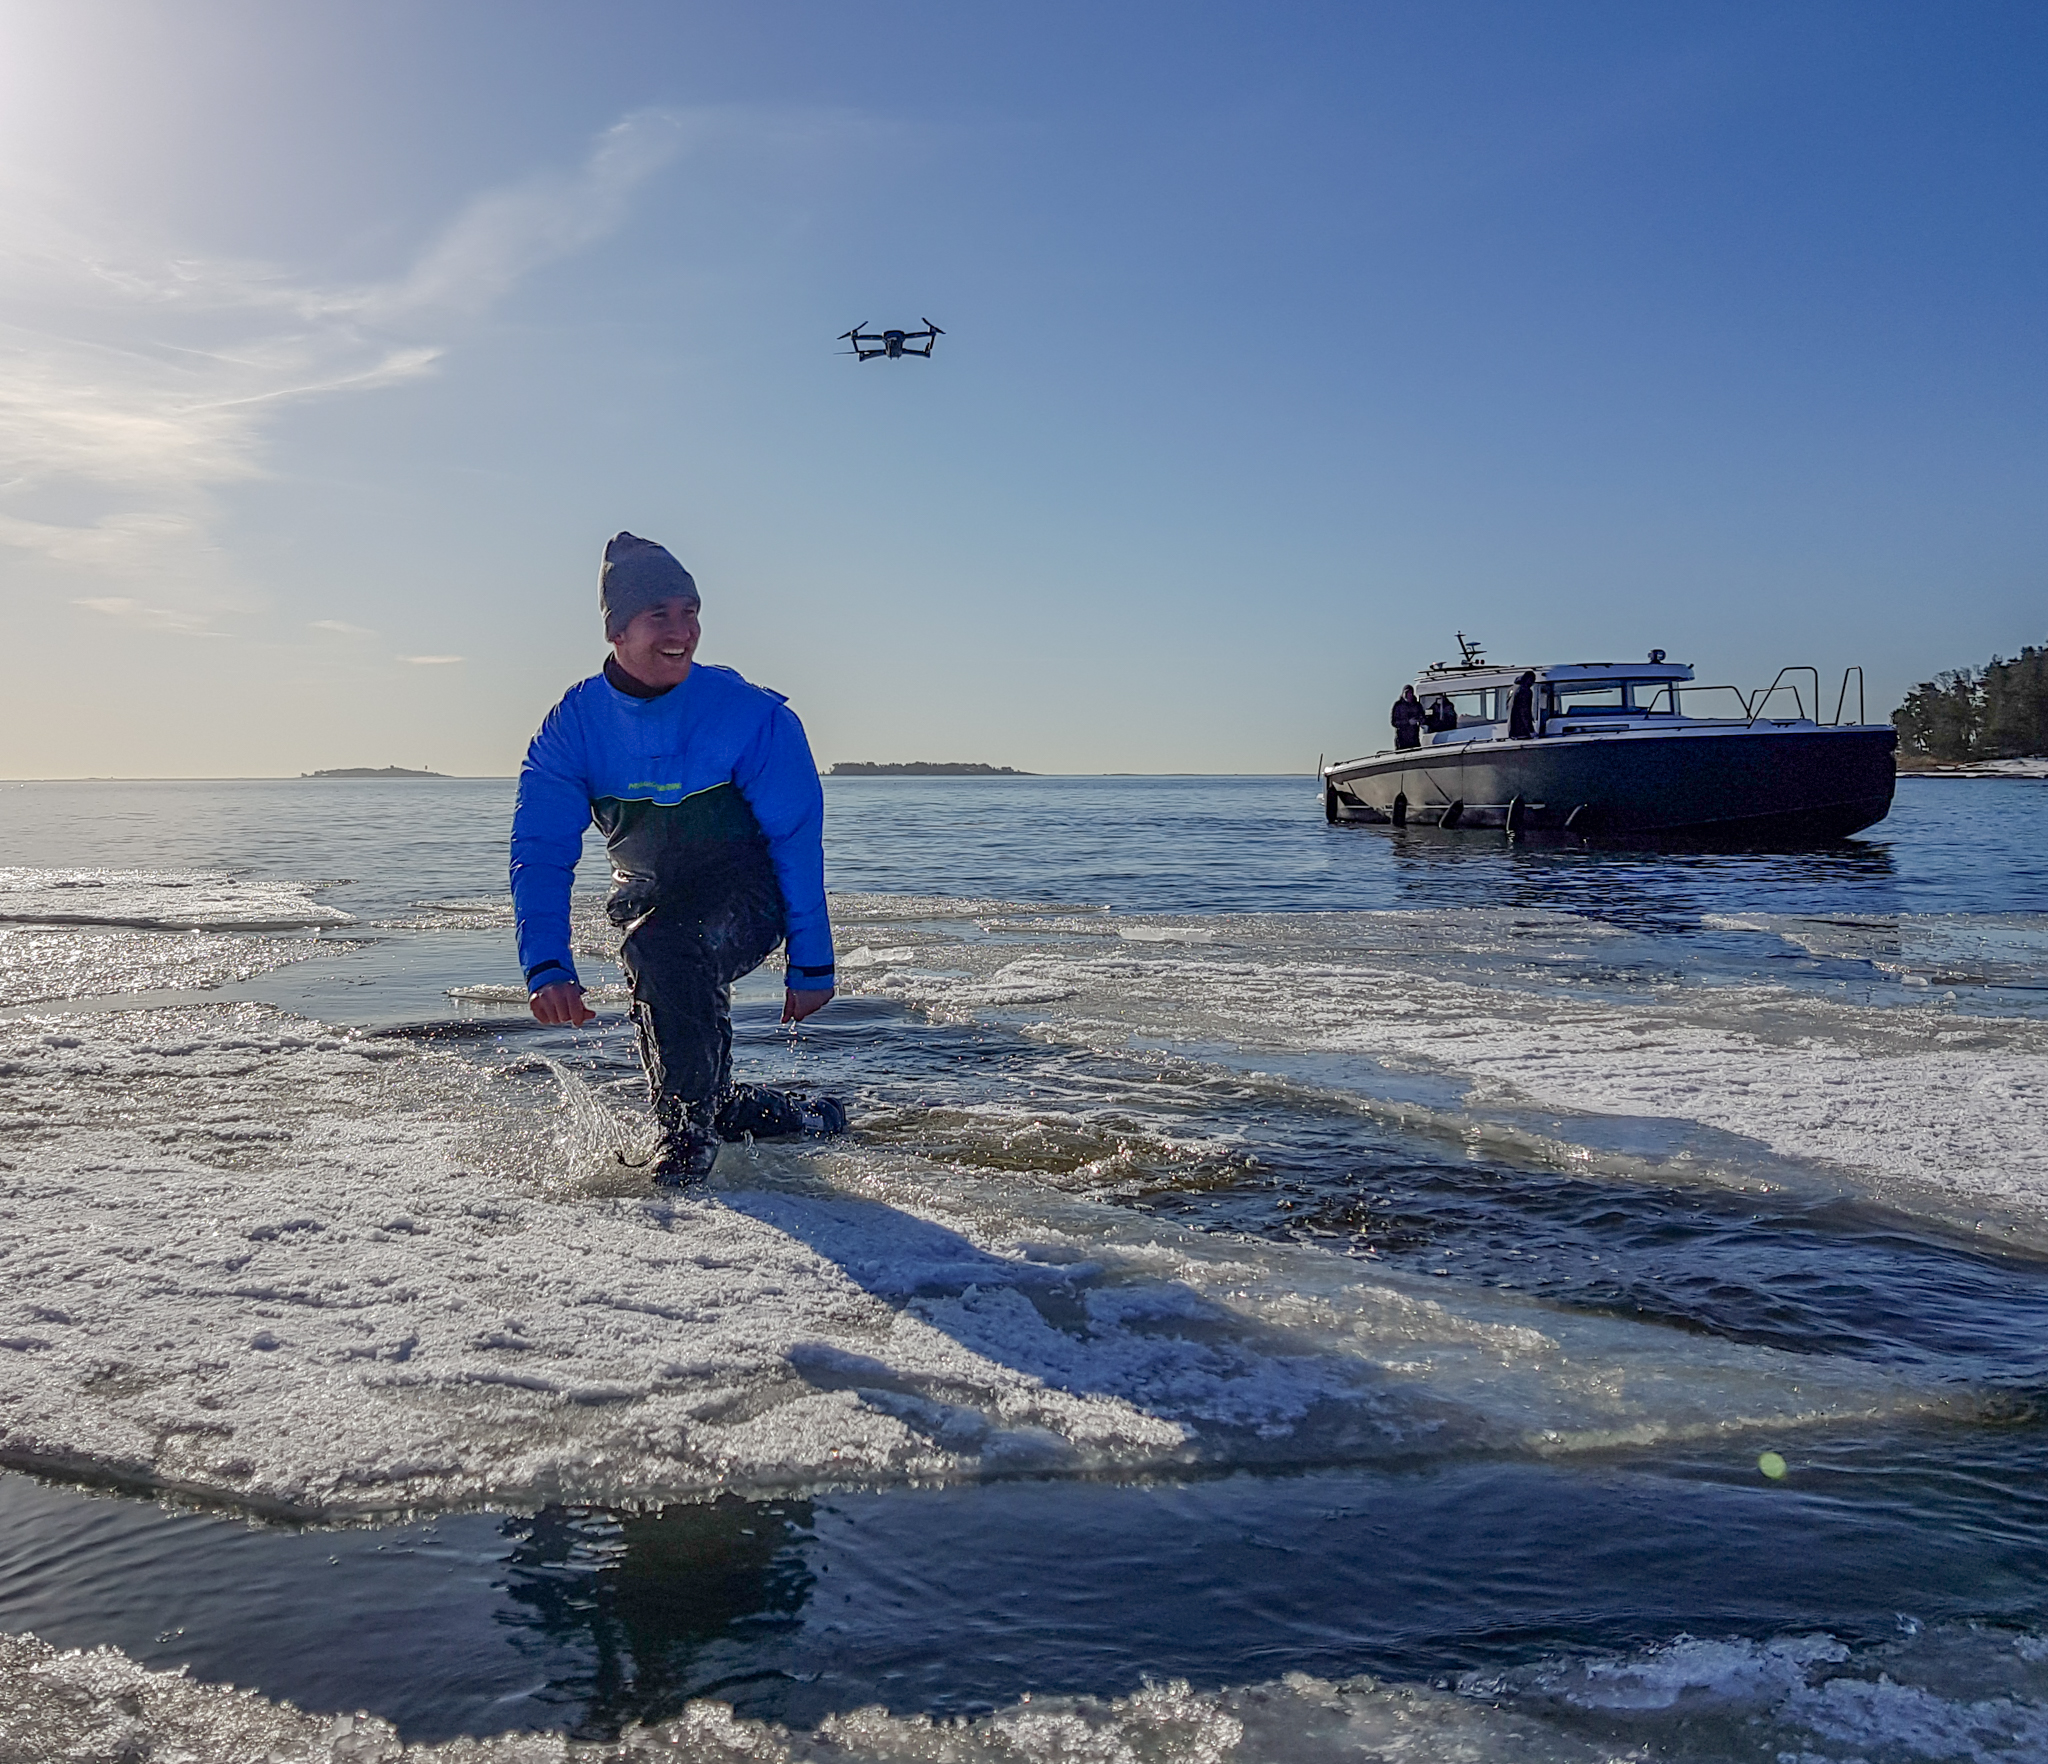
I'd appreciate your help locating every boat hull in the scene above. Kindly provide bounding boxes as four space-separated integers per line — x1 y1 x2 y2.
1324 726 1897 840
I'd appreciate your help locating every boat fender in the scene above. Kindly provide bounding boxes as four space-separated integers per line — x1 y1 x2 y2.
1505 794 1524 833
1440 798 1464 828
1324 784 1340 824
1391 791 1407 828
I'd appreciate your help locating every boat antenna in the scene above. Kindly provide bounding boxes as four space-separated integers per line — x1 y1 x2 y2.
1455 631 1486 667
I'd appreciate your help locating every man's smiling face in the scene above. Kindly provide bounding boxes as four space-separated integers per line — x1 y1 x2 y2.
612 596 701 690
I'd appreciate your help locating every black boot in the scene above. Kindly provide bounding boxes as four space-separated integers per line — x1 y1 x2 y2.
651 1099 720 1187
714 1084 850 1141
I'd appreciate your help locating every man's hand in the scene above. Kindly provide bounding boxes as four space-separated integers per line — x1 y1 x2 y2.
530 980 595 1026
782 987 834 1025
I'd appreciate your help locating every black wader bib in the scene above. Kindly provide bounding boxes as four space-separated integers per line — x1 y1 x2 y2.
597 783 785 1127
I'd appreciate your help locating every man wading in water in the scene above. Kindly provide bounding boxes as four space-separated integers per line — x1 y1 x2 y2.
511 532 844 1185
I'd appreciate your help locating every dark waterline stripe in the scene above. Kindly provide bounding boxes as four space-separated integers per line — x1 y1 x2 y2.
5 1432 2046 1745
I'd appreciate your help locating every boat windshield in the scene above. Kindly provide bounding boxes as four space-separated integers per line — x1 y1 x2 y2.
1633 681 1682 714
1550 683 1628 715
1435 689 1494 724
1548 679 1681 717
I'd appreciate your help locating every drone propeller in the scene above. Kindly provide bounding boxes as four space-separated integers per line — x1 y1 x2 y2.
838 322 870 342
921 318 945 335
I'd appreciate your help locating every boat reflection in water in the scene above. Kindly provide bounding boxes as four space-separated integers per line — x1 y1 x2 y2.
1377 816 1900 930
1324 642 1896 841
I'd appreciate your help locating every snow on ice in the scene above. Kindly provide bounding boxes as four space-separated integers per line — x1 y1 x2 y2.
0 869 353 933
0 923 324 1010
0 1003 1938 1519
836 904 2048 1242
6 1621 2047 1764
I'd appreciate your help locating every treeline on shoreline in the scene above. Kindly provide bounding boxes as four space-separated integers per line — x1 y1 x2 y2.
1893 641 2048 761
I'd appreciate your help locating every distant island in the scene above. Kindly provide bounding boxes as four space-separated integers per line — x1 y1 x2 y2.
828 762 1032 777
303 766 446 779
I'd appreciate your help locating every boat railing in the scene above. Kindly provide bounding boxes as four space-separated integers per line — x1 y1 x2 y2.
1676 684 1752 719
1747 666 1821 725
1743 665 1870 726
1667 667 1869 727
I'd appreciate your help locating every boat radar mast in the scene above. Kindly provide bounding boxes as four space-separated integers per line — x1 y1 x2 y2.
1432 632 1488 670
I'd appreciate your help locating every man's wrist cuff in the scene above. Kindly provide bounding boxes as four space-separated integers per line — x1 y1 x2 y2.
525 960 575 991
786 963 836 988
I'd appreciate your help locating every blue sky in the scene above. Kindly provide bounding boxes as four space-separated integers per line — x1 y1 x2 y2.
1 0 2043 775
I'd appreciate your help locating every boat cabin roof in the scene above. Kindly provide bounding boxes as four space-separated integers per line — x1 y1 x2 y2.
1413 659 1694 692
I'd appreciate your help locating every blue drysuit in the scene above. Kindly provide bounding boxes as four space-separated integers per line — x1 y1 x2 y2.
510 661 835 1120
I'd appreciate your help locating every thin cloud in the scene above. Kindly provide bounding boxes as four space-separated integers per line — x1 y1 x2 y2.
0 109 689 612
310 619 375 635
372 112 693 319
73 594 225 634
397 654 464 666
185 345 446 413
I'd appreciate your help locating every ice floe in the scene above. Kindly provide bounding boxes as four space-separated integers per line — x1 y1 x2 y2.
0 1004 1943 1519
5 1621 2046 1762
0 869 352 932
832 893 1104 924
837 946 920 969
1704 911 2048 989
833 901 2048 1241
444 983 631 1007
0 924 324 1010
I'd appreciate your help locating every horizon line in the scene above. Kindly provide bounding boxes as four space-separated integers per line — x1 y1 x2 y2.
0 772 1319 784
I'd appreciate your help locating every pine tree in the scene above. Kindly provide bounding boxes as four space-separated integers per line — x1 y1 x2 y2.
1893 669 1983 759
1892 640 2048 760
1979 646 2048 756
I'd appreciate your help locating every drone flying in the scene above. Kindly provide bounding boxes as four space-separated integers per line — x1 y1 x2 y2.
839 320 944 360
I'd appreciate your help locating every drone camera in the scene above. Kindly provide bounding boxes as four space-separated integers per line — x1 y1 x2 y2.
839 318 944 360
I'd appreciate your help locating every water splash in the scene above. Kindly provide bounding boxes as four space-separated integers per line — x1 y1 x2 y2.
539 1055 643 1188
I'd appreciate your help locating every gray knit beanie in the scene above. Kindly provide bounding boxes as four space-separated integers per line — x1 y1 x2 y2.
600 532 699 639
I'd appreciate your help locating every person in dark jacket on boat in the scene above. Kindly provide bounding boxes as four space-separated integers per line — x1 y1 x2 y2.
1425 694 1459 734
1392 686 1425 750
511 532 845 1186
1508 671 1539 740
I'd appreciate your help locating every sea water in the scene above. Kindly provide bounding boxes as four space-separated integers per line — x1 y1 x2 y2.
1 774 2046 1761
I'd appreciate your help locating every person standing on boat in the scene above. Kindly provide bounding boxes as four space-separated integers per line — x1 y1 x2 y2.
1508 671 1539 740
1392 685 1425 751
1425 694 1459 734
511 532 846 1186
